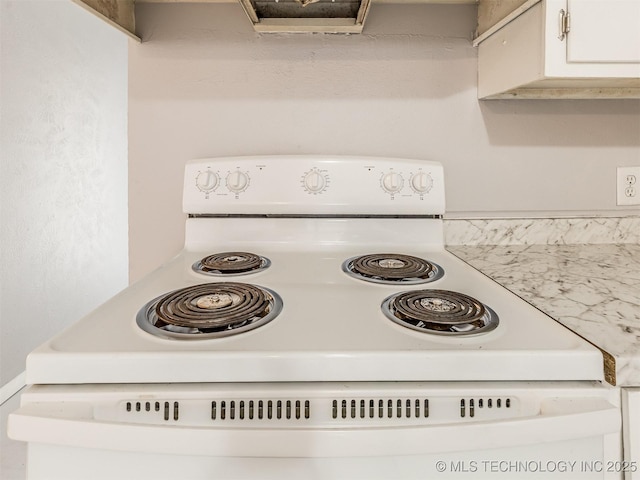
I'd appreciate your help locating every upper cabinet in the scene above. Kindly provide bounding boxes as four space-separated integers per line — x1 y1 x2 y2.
475 0 640 99
566 0 640 64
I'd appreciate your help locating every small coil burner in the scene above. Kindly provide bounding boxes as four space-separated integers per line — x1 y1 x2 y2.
382 289 498 336
342 253 444 285
136 282 282 340
193 252 270 276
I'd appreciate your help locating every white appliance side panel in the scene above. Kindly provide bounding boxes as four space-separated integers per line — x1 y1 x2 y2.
623 388 640 480
567 0 640 64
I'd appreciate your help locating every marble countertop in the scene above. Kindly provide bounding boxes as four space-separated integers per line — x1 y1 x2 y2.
445 217 640 386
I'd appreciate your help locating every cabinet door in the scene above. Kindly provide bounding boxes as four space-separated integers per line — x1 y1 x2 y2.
567 0 640 63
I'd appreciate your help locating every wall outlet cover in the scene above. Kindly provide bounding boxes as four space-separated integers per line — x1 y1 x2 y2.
617 166 640 206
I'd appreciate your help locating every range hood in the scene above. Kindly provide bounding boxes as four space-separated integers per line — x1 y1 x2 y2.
237 0 372 33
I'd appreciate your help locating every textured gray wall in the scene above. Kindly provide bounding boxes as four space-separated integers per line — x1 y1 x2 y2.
1 0 129 387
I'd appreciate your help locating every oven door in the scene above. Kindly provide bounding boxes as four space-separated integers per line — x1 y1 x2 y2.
9 382 623 480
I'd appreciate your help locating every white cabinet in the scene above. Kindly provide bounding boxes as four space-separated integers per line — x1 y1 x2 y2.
476 0 640 99
567 0 640 64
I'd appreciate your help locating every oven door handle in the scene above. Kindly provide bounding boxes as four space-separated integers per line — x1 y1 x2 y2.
8 398 620 457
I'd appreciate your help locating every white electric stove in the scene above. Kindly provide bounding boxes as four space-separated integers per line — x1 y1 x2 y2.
8 156 623 479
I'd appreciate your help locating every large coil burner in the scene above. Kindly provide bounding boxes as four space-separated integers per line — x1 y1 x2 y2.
193 252 270 276
342 253 444 285
136 282 282 340
382 289 498 336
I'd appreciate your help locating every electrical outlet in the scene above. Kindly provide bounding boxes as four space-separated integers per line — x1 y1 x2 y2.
617 166 640 206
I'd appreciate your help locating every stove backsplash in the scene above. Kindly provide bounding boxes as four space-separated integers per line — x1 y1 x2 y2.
444 217 640 246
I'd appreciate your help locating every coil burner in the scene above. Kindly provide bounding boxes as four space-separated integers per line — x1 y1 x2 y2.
342 254 444 285
382 289 498 336
136 282 282 340
193 252 270 276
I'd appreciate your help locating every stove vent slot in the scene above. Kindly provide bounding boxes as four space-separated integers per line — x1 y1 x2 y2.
210 399 310 421
124 401 180 421
332 399 430 419
460 397 511 418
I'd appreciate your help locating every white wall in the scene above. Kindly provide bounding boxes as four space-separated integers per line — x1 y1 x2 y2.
0 0 129 388
129 3 640 282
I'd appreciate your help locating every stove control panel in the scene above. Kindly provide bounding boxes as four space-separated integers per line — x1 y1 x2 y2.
184 156 445 215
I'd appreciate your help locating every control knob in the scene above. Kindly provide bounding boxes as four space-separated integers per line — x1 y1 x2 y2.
410 171 434 194
302 168 329 194
226 170 250 194
381 171 404 195
195 170 219 193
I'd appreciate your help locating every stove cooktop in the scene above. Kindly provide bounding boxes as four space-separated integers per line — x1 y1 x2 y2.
25 232 604 385
147 252 495 339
